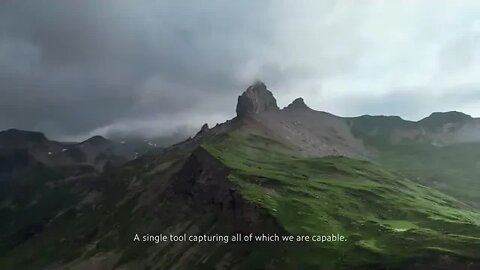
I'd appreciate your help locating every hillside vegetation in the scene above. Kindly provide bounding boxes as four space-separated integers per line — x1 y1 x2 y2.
204 130 480 269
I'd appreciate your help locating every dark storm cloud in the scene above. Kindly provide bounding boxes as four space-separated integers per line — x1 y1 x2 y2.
0 0 279 139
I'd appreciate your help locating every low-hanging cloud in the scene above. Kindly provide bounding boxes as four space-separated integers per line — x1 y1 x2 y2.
1 0 480 140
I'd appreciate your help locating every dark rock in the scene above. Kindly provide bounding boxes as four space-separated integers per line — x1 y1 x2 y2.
200 123 209 132
194 123 210 137
236 81 279 117
285 97 309 110
81 135 110 146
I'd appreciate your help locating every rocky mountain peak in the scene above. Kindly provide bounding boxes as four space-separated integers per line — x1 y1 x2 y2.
236 81 279 117
200 123 209 131
195 123 210 137
286 97 309 110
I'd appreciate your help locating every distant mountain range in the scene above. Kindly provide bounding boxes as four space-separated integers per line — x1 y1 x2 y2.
0 128 169 177
1 82 479 269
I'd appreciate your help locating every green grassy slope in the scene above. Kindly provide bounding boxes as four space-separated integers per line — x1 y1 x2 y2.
203 130 480 269
347 115 418 148
379 143 480 208
347 116 480 208
2 125 479 269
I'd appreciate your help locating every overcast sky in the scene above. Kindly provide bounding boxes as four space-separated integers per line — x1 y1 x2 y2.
1 0 480 141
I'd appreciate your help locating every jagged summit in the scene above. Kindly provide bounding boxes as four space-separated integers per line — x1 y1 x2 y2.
195 123 210 137
285 97 309 110
236 81 279 117
200 123 209 131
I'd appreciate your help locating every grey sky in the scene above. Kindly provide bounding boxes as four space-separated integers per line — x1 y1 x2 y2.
1 0 480 140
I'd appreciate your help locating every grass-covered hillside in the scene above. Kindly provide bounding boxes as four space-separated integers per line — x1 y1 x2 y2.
379 143 480 209
347 115 480 208
204 130 480 269
2 123 479 269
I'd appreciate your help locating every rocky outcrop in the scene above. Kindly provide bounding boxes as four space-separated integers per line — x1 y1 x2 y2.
194 123 210 137
236 81 279 117
171 146 284 233
285 97 309 110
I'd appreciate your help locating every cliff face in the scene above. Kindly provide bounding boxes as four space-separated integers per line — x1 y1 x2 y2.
171 146 281 233
236 82 279 117
285 97 309 110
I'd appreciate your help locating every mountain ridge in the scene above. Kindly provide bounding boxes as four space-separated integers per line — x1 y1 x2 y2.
1 82 480 269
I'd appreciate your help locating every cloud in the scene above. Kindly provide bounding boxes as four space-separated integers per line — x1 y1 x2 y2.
1 0 480 140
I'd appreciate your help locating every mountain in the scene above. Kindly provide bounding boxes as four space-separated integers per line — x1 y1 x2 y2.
234 82 369 159
347 112 480 208
0 129 136 173
347 111 480 147
0 130 138 260
0 83 479 269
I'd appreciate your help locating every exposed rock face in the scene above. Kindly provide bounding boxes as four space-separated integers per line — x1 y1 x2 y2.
171 146 285 235
234 83 369 159
236 81 279 117
200 123 209 133
194 123 210 138
285 97 309 110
